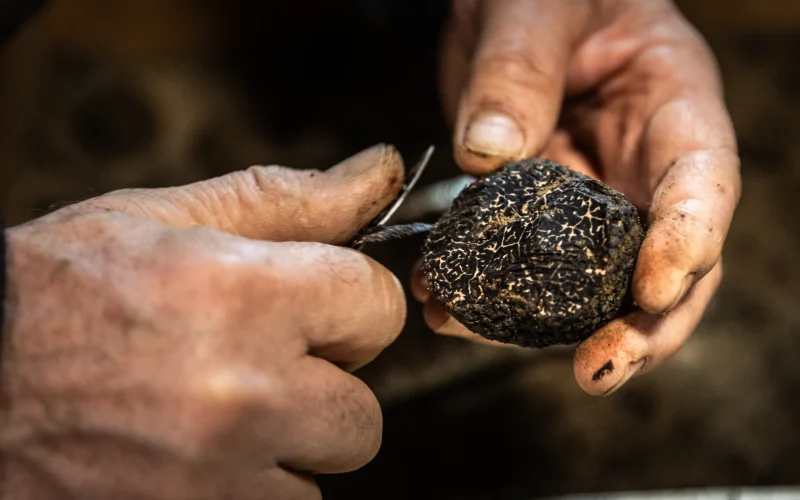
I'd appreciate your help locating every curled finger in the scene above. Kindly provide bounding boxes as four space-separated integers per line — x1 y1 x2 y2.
274 356 384 475
423 296 519 349
574 261 723 396
270 242 407 371
634 142 739 314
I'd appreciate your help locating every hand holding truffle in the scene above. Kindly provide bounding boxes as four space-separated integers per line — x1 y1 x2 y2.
420 0 741 395
0 145 406 499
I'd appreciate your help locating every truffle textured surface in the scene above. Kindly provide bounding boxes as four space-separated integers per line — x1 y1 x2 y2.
421 158 645 348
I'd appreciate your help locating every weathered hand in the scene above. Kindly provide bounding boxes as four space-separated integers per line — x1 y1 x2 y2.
416 0 741 395
1 144 407 499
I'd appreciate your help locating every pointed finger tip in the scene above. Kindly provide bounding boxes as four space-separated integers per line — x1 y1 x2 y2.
632 266 695 315
574 353 647 397
573 347 624 396
379 143 404 169
573 319 651 396
375 144 405 192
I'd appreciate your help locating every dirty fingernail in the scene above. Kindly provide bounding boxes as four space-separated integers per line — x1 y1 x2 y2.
602 358 647 396
463 112 525 158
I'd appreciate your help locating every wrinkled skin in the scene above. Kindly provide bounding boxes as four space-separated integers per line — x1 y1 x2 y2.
0 0 742 496
413 0 740 396
1 145 407 500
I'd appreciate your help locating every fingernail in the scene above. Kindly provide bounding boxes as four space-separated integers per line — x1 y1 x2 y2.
602 358 647 396
463 112 525 158
665 273 696 313
328 143 400 180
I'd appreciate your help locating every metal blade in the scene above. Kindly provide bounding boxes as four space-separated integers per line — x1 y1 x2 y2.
375 144 434 226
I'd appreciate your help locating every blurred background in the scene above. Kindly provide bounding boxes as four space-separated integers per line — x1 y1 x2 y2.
1 0 798 498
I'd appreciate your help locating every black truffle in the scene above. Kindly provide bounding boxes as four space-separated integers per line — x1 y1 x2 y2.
421 158 645 348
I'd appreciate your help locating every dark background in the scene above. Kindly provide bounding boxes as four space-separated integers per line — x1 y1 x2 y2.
1 1 799 498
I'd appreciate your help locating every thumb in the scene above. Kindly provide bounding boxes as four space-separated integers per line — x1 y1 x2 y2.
442 0 590 175
85 143 405 244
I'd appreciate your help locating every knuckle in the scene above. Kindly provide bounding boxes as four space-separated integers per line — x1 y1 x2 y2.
153 227 251 281
150 234 218 287
243 165 322 236
244 165 306 196
181 366 291 452
151 224 216 257
475 49 548 90
649 202 702 238
244 165 322 208
196 366 289 413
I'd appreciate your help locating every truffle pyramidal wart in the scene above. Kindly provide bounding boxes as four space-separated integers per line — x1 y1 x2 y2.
421 158 645 348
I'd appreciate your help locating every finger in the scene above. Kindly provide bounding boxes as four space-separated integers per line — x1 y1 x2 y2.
276 356 383 474
446 0 591 175
574 261 723 396
269 242 407 371
539 130 600 178
84 143 404 244
423 296 518 349
634 95 741 314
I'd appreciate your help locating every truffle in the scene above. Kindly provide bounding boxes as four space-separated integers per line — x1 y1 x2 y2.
420 158 645 348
